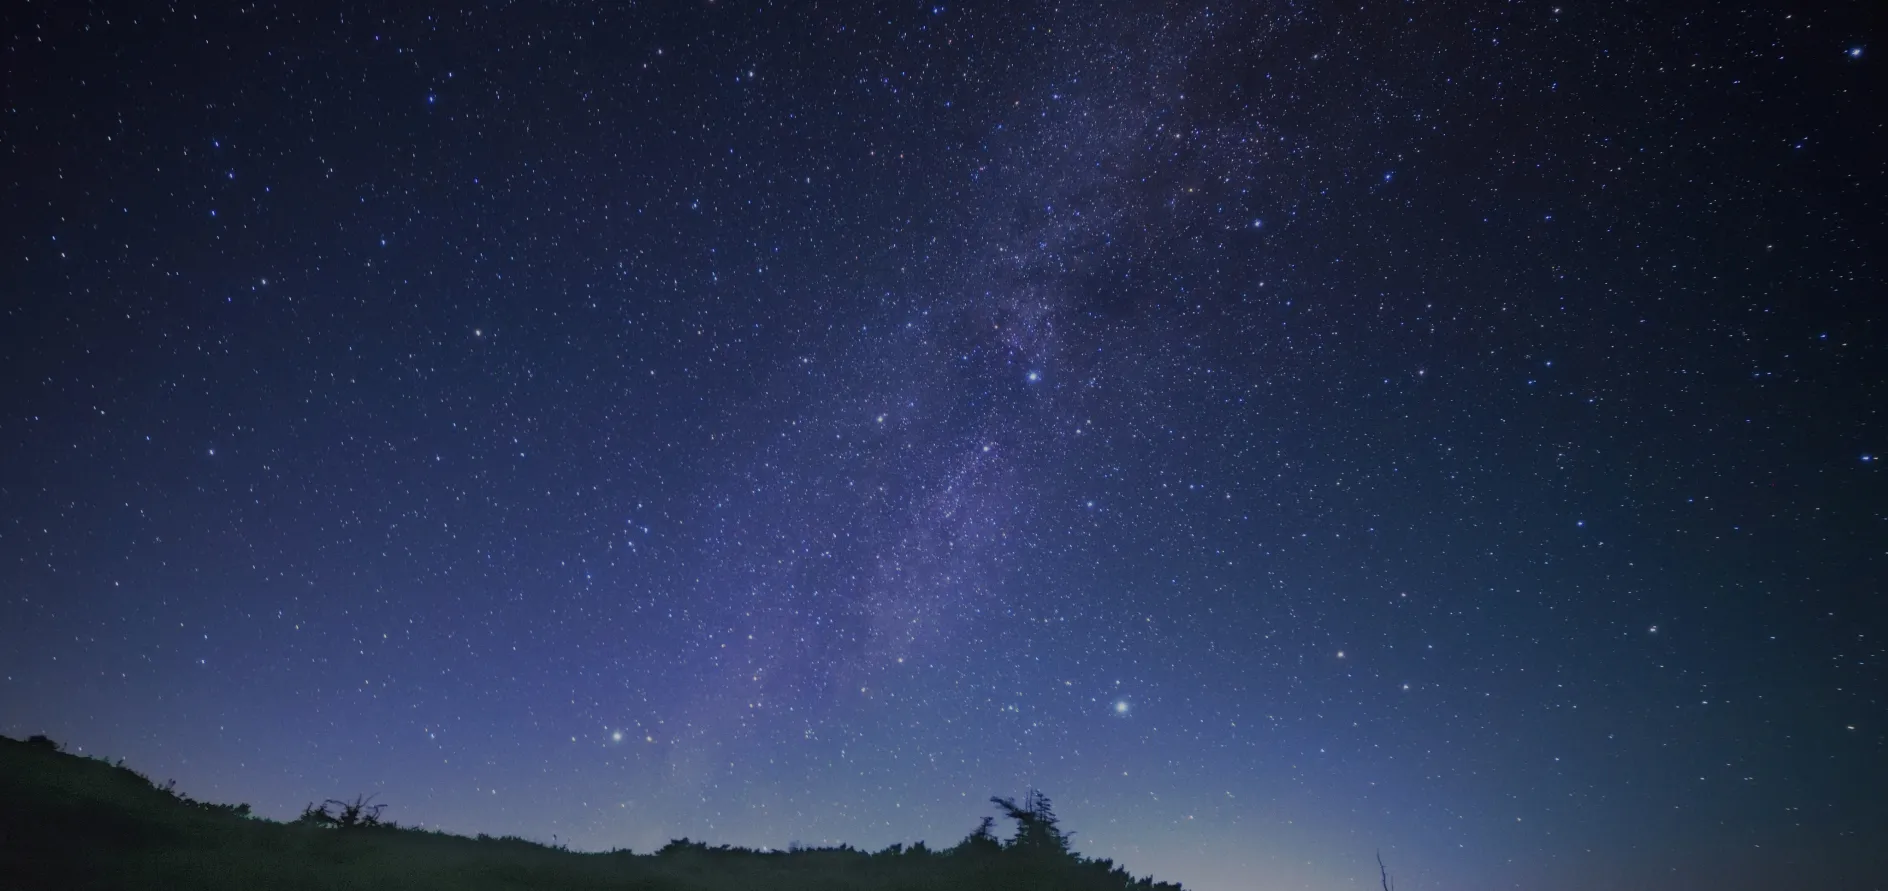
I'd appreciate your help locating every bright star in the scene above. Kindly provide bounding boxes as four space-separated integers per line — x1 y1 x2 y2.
1113 700 1129 715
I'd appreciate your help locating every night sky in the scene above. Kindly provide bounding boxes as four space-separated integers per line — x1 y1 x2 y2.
3 3 1883 889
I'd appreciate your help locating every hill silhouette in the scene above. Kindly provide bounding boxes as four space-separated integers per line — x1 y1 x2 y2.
0 734 1185 891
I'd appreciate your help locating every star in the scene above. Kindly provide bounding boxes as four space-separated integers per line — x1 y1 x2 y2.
10 6 1875 889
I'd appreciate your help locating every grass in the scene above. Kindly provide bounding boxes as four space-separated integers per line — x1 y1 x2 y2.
0 734 1185 891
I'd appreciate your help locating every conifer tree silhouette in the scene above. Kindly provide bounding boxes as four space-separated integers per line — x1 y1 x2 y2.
990 790 1072 855
956 815 1003 855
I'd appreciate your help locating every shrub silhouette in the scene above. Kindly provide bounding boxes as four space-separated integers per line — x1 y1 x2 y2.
298 794 387 829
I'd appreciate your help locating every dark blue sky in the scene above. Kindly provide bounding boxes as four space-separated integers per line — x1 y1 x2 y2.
2 3 1882 889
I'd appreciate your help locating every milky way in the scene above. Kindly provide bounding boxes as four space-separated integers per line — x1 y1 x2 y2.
2 3 1882 890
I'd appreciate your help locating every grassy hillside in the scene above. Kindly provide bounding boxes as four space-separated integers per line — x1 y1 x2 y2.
0 734 1185 891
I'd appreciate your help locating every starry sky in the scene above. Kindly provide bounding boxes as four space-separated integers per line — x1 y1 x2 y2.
2 2 1883 889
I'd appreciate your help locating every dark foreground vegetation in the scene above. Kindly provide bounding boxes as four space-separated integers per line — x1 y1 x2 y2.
0 734 1184 891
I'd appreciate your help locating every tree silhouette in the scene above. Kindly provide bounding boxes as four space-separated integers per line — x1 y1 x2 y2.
955 815 1003 856
990 790 1072 855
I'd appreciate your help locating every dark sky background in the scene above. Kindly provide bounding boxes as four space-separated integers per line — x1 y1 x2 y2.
2 2 1882 889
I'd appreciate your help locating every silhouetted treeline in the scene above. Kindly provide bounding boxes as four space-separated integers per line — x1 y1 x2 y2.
0 734 1184 891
